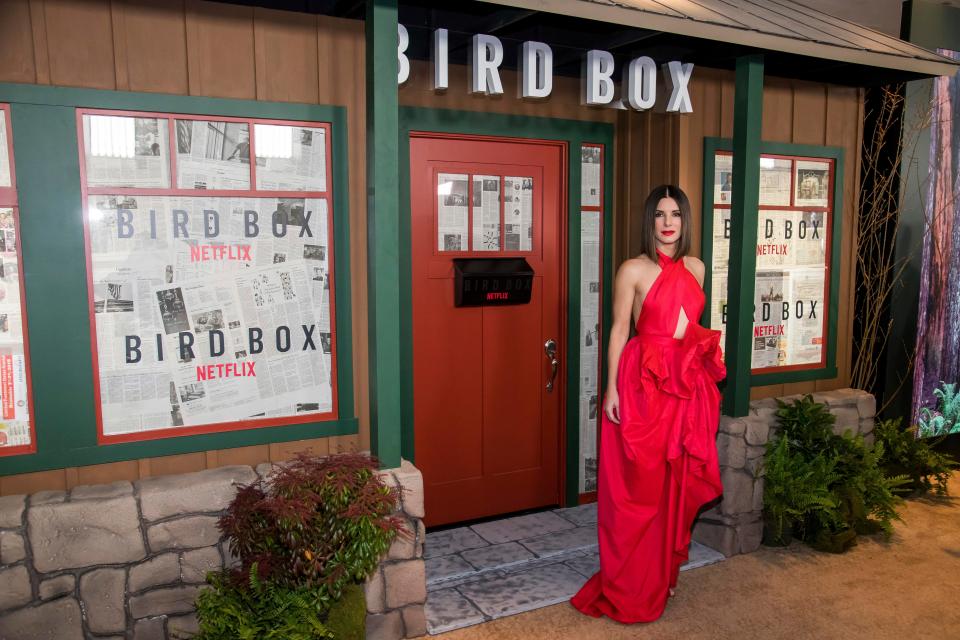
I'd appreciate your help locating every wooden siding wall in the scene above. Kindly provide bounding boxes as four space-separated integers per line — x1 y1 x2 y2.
0 2 862 494
0 0 367 494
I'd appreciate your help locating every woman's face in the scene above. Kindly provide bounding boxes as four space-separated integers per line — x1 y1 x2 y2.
654 196 682 246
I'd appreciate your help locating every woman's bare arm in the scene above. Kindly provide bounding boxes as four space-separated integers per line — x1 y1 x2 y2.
603 260 642 423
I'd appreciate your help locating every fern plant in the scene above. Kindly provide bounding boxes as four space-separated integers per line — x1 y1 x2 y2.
196 564 333 640
874 417 957 495
764 395 910 552
918 382 960 437
761 436 839 545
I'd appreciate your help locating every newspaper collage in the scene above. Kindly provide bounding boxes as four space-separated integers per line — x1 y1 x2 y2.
0 111 10 188
578 211 601 493
175 119 251 190
710 151 831 370
472 174 501 251
438 173 534 252
255 125 327 192
578 145 603 494
83 114 334 437
0 207 30 449
89 195 333 435
83 116 171 189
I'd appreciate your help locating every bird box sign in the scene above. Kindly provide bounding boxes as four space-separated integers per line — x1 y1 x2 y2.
398 26 694 114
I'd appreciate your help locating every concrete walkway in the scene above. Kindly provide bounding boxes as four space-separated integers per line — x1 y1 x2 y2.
423 503 725 634
432 473 960 640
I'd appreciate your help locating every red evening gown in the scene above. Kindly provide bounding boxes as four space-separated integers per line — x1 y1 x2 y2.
571 249 726 623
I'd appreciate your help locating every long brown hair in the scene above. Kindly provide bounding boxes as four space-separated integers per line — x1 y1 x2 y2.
638 184 693 260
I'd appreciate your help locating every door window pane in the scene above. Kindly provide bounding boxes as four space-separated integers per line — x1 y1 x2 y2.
504 176 533 251
471 175 500 251
437 173 468 252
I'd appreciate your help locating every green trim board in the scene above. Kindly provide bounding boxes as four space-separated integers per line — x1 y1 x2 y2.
723 55 765 418
0 82 356 476
397 106 614 507
702 136 844 390
365 0 403 469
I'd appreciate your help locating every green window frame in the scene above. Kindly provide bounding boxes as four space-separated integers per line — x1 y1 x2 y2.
702 136 843 387
0 83 356 476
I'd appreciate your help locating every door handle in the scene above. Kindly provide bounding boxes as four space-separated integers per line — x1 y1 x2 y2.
545 339 559 393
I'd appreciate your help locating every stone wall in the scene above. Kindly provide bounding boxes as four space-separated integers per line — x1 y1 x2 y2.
692 388 877 557
0 460 426 640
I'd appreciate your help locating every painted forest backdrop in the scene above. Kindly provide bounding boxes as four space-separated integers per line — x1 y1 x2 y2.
913 49 960 437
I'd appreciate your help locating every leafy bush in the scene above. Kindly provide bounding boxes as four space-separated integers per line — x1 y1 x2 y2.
874 417 957 495
917 382 960 437
197 453 405 639
219 453 404 603
762 395 910 552
196 565 333 640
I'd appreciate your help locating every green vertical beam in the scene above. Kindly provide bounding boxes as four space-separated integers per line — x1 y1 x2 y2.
724 55 764 417
366 0 402 468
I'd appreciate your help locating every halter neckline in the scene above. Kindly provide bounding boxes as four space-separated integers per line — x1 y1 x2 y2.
656 248 678 265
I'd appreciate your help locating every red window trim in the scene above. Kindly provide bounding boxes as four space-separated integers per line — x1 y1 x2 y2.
712 150 834 374
76 107 340 445
0 103 39 457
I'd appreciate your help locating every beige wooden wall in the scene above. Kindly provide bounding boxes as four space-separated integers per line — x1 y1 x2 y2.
0 1 862 495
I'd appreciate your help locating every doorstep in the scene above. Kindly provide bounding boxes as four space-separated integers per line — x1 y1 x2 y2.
423 503 725 635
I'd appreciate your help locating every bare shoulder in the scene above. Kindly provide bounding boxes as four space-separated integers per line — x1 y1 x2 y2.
683 256 706 286
616 255 655 280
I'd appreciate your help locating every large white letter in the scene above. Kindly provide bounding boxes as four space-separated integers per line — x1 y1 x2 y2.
664 61 694 113
397 24 410 85
471 34 504 95
432 28 448 91
624 56 657 111
585 50 615 105
521 41 553 98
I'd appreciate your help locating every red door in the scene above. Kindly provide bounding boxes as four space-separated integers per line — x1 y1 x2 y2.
410 133 565 527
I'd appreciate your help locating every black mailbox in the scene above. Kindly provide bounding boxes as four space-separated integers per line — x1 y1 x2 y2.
453 258 534 307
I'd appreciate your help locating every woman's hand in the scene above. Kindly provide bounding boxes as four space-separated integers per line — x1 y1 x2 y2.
603 388 620 424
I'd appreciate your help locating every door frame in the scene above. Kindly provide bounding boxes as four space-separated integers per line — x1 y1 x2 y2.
398 107 614 506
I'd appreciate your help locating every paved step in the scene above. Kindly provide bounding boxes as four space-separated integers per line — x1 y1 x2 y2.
423 503 724 634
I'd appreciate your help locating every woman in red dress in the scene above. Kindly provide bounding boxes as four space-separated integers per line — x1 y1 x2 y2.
571 185 726 623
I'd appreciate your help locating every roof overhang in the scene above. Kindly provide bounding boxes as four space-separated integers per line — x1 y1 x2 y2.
214 0 960 85
478 0 958 79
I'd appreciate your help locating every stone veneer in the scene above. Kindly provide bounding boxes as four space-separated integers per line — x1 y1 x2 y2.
692 387 877 558
0 459 426 640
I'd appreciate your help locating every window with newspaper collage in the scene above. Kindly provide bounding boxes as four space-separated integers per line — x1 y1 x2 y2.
0 104 36 456
436 173 535 252
78 109 338 443
578 143 603 494
709 150 835 374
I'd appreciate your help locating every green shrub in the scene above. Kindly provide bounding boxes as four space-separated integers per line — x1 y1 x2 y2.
763 395 910 551
874 417 957 495
218 453 404 603
197 453 403 639
196 565 333 640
